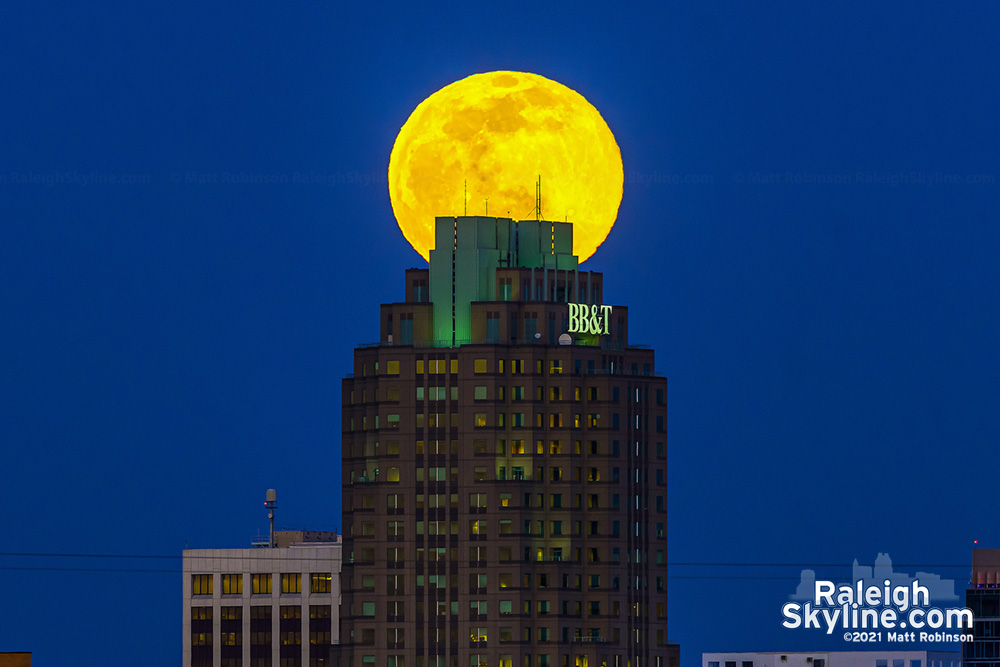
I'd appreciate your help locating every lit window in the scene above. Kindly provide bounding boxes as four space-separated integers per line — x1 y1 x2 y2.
251 573 271 594
281 573 301 594
192 574 213 596
311 573 332 593
222 574 242 595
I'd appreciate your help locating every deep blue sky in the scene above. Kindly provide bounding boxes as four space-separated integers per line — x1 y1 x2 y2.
1 2 998 665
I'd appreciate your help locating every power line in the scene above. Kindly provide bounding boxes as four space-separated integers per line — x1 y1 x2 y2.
0 551 975 569
0 566 178 573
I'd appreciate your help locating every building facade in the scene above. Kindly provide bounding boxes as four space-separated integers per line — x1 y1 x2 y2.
183 531 342 667
964 549 1000 667
340 217 676 667
703 652 960 667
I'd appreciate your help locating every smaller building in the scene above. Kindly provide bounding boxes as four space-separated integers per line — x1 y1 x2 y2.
964 548 1000 667
703 652 960 667
0 653 31 667
183 530 342 667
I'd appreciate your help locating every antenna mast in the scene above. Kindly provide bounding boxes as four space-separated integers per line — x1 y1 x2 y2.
535 175 542 221
265 489 277 548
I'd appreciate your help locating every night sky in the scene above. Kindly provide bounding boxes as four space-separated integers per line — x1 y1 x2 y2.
2 2 999 665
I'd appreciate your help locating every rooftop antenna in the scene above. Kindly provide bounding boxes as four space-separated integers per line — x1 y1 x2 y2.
535 175 542 221
485 197 489 216
464 179 467 216
265 489 277 548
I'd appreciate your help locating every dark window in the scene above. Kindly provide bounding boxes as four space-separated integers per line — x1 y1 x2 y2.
487 313 500 343
400 314 414 345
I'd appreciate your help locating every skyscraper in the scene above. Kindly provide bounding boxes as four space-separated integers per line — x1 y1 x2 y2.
964 548 1000 667
340 216 676 667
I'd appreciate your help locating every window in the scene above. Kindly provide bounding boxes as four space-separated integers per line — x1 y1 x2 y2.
310 572 332 593
362 602 375 617
192 574 213 596
474 413 487 427
386 360 400 375
281 573 301 594
474 386 487 400
474 359 488 373
487 314 500 342
251 573 271 594
222 573 242 595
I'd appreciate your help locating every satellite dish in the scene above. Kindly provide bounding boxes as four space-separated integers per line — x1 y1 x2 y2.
534 333 542 339
558 333 572 346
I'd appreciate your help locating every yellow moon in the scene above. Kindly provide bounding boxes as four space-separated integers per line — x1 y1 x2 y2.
388 71 623 262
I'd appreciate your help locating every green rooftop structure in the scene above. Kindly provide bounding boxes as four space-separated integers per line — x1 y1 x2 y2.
378 215 629 350
428 216 590 346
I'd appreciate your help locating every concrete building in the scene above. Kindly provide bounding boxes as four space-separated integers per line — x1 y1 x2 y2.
183 530 342 667
340 217 677 667
964 549 1000 667
703 652 960 667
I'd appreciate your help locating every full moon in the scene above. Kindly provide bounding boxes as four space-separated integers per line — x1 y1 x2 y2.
388 71 623 262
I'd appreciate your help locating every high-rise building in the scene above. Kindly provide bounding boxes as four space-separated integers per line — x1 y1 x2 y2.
704 651 961 667
183 530 342 667
964 548 1000 667
340 217 677 667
